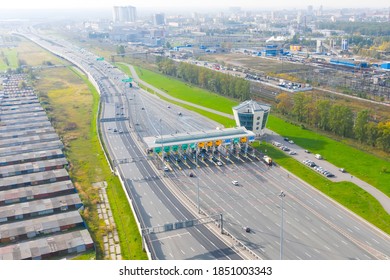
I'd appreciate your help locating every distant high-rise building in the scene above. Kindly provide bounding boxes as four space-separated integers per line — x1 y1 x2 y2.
341 38 349 51
113 6 137 23
153 13 165 26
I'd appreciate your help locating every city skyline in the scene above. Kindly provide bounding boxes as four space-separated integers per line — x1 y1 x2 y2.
0 0 389 10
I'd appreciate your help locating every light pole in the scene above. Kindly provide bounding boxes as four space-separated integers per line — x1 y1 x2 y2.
160 118 164 168
197 174 200 214
279 190 286 260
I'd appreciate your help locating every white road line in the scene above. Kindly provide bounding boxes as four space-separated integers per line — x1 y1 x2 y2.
372 238 380 244
337 214 343 219
354 226 360 231
305 252 312 258
324 245 331 251
341 240 348 245
190 247 195 252
180 250 185 255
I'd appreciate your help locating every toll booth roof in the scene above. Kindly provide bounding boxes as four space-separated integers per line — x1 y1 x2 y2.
143 126 255 148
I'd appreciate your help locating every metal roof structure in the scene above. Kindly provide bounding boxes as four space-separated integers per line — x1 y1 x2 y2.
0 157 68 178
0 193 82 222
0 140 64 157
0 229 94 260
143 126 256 149
0 73 93 260
232 100 271 114
0 180 76 206
0 149 64 167
0 211 83 242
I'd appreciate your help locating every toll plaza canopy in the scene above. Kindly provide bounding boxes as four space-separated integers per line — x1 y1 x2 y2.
143 127 256 153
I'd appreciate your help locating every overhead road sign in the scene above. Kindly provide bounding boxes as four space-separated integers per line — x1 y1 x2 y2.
121 78 133 82
96 57 104 61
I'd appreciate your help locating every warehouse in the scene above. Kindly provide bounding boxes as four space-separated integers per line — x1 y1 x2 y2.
0 169 70 191
0 157 68 178
0 211 84 244
0 149 64 167
0 180 76 206
0 229 94 260
0 193 83 223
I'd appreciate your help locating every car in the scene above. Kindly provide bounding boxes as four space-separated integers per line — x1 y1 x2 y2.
167 105 171 108
244 227 251 233
339 168 346 173
141 107 145 110
304 150 310 153
217 161 223 166
113 128 118 132
232 180 239 186
289 151 297 155
163 166 169 171
189 173 194 177
283 137 289 141
178 112 182 116
289 140 294 144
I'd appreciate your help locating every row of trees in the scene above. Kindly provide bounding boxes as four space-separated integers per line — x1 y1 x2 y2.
317 22 390 36
156 57 250 101
276 92 390 152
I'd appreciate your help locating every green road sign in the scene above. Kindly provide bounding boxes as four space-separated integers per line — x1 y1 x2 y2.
190 143 196 149
96 57 104 61
121 78 133 82
233 138 239 144
163 146 171 152
172 145 179 152
181 144 188 150
154 147 162 153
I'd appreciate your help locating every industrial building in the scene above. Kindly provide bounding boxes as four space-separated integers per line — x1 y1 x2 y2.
0 74 94 260
329 58 368 69
232 100 271 136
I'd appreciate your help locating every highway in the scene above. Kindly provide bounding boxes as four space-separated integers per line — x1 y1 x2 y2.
21 30 245 260
20 30 390 260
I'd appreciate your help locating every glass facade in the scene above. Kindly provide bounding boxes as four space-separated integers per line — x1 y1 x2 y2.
238 113 254 131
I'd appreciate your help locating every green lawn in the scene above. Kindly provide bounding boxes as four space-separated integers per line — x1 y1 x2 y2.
267 116 390 197
117 63 239 115
0 48 18 70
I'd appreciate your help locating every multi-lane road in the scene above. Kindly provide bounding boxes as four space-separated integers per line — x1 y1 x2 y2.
20 30 390 260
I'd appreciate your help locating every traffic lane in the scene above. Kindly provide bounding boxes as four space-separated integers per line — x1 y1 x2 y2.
117 121 243 260
173 161 386 259
262 163 390 257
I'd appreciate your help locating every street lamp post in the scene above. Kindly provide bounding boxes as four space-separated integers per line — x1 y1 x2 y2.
197 175 200 214
279 191 286 260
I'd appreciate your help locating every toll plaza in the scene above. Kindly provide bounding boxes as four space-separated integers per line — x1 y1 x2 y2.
143 127 257 170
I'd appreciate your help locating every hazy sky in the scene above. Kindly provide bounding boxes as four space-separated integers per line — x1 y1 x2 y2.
1 0 389 10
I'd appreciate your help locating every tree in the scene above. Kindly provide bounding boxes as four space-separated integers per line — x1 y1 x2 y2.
275 93 293 115
376 121 390 152
354 110 370 143
316 100 331 131
116 45 125 57
292 92 307 122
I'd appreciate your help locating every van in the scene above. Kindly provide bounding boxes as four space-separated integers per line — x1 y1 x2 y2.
232 180 239 186
315 154 323 160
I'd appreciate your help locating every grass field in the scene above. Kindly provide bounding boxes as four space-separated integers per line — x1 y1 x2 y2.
266 116 390 197
0 48 18 70
35 66 146 260
129 64 239 115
